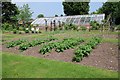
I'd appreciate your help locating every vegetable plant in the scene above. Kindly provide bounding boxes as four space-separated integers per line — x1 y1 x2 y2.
39 38 84 54
73 37 102 62
6 39 27 48
19 37 57 51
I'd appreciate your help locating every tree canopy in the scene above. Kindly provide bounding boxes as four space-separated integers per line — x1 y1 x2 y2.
96 1 120 25
62 2 90 16
55 14 58 17
37 14 44 18
17 4 33 24
2 2 19 23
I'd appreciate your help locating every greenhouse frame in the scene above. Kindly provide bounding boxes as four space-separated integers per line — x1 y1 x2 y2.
31 14 105 26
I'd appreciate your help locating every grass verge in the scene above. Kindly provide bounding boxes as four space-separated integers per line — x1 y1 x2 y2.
2 52 118 78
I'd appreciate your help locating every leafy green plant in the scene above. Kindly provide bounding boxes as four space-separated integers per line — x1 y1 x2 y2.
64 24 78 30
19 43 30 50
13 29 18 34
90 21 100 30
19 31 22 34
80 26 87 31
6 39 26 48
25 30 29 33
39 38 84 54
2 23 13 31
19 37 57 51
73 37 102 62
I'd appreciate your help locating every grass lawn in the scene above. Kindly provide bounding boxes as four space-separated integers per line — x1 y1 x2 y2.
2 52 118 78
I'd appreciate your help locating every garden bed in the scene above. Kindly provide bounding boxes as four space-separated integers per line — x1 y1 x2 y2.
2 42 118 71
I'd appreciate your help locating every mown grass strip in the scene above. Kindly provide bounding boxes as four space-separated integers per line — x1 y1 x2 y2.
2 52 118 78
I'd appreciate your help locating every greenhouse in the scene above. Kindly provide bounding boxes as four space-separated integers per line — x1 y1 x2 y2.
31 14 105 26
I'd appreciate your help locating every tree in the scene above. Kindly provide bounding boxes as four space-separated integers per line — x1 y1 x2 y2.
55 14 58 17
62 2 89 16
17 4 33 24
37 14 44 18
60 14 63 16
97 1 120 25
2 2 19 23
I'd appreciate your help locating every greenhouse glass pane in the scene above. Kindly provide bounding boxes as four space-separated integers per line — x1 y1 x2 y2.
80 17 85 24
69 18 75 23
73 18 80 24
85 17 91 23
66 18 71 23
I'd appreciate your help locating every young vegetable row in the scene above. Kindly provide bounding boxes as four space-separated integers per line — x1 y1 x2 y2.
39 38 84 54
72 37 102 62
19 37 57 51
6 39 27 48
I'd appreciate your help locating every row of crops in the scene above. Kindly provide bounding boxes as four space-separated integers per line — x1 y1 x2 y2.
6 36 57 50
73 37 102 62
39 38 84 54
5 36 102 62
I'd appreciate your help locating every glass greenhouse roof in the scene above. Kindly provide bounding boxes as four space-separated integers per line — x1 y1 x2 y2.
31 14 105 26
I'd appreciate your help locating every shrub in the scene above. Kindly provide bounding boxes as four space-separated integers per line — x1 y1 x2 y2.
64 24 78 30
80 26 87 31
19 26 24 31
2 23 13 31
90 21 100 30
35 31 38 33
25 30 29 33
38 31 41 33
13 29 17 34
31 31 34 33
116 25 120 30
64 24 69 30
19 31 22 34
70 24 78 30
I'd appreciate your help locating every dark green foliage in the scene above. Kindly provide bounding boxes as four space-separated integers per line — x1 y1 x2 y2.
55 15 58 17
39 38 84 54
25 30 29 33
19 37 57 51
116 25 120 30
31 31 34 33
19 31 22 34
73 37 102 62
64 24 78 30
13 29 18 34
80 26 87 31
2 2 19 23
39 42 57 54
6 39 26 48
2 23 13 31
37 14 44 18
90 21 100 30
72 56 81 62
62 2 89 16
19 43 30 50
97 2 120 25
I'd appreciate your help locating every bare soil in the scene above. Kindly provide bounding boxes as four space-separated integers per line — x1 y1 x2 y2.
2 42 118 71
